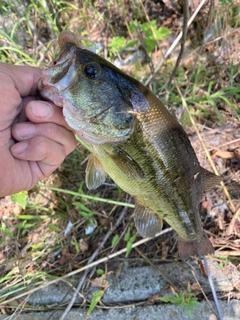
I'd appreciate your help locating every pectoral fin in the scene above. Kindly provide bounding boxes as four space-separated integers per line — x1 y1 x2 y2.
85 154 107 190
108 146 145 180
200 167 222 194
134 202 163 238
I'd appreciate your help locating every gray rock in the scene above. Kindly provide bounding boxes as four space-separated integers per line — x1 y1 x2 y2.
4 260 239 320
25 280 82 306
0 300 239 320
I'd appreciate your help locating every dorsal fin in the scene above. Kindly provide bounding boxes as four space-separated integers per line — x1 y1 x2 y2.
134 202 163 238
85 153 107 190
200 167 222 194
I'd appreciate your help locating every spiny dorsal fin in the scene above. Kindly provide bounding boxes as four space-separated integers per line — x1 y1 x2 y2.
134 202 163 238
108 146 145 180
200 167 222 194
85 153 107 190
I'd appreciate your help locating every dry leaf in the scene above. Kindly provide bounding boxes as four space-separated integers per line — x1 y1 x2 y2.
190 282 201 292
79 238 89 253
215 150 235 159
91 277 108 288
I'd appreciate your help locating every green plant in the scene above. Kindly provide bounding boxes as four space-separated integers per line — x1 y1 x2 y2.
159 286 200 318
11 191 28 209
74 201 95 225
168 62 240 123
107 19 171 57
130 20 171 54
87 290 104 316
0 222 13 241
187 83 240 122
124 227 137 257
218 0 233 4
111 234 120 247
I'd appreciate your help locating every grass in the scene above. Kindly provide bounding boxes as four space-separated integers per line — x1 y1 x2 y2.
0 0 240 317
159 286 201 319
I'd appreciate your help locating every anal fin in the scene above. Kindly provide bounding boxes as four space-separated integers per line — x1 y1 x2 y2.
85 153 107 190
134 202 163 238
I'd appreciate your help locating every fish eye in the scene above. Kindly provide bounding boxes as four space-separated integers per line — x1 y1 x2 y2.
84 64 100 79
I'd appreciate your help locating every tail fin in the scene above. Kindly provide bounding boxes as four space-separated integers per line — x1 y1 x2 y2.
178 232 214 260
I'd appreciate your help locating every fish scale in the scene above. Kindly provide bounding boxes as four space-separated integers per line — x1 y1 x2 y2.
38 31 222 259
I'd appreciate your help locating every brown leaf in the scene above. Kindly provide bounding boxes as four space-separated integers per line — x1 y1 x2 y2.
57 247 71 265
18 255 33 276
90 277 108 288
190 282 201 293
215 150 235 159
79 238 89 253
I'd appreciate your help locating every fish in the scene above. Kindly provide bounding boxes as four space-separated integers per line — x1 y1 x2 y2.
38 31 222 260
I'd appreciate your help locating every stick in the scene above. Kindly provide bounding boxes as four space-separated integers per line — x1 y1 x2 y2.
166 0 189 91
176 85 236 214
226 208 240 236
203 256 223 320
1 228 172 306
59 204 129 320
144 0 207 86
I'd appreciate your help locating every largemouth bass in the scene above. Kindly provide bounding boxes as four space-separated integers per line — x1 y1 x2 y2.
39 31 222 259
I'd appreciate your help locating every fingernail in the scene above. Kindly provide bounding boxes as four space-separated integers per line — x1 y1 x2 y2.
15 123 36 139
30 101 52 118
11 142 28 154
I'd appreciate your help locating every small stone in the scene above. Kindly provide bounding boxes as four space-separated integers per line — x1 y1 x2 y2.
209 314 217 320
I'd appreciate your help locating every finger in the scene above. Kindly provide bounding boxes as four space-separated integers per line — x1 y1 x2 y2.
0 63 42 97
11 136 71 168
10 136 69 180
25 100 73 131
11 135 65 163
12 122 77 156
0 64 41 128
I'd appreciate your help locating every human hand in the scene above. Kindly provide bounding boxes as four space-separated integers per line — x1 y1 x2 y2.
0 63 77 197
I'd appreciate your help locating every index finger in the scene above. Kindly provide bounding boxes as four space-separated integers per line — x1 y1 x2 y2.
0 63 42 97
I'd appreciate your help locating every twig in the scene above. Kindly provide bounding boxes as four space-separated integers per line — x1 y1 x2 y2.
215 250 240 257
203 256 223 320
144 0 207 86
216 138 240 149
1 228 172 306
134 247 177 290
226 208 240 236
138 0 157 74
46 279 86 320
191 269 216 315
166 0 189 92
59 202 130 320
176 85 236 214
183 0 215 97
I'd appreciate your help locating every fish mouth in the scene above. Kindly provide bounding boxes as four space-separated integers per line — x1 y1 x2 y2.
38 80 64 107
39 76 115 123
